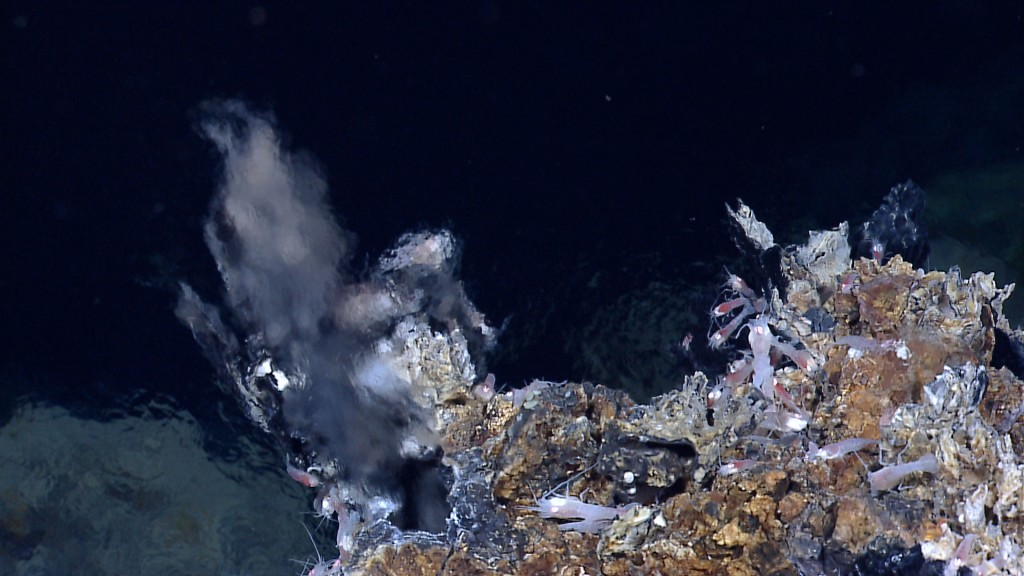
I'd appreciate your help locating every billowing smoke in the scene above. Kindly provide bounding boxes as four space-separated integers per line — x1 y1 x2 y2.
176 100 493 528
199 100 353 349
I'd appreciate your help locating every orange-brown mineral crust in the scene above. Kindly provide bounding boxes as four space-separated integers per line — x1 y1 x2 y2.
344 227 1021 575
354 541 448 575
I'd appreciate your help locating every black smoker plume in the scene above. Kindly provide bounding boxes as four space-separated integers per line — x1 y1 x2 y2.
175 100 494 531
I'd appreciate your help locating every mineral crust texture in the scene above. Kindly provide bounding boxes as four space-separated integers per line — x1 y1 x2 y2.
330 203 1024 576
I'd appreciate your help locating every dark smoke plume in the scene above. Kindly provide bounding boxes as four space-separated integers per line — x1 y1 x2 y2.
176 101 493 526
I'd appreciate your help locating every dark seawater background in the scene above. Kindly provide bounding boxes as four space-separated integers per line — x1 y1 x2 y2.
1 3 1022 574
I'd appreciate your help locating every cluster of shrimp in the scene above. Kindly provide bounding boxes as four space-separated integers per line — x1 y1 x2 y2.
709 274 940 495
284 460 361 575
706 274 817 433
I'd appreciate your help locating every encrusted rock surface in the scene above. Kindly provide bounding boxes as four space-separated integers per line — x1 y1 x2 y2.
333 205 1024 576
